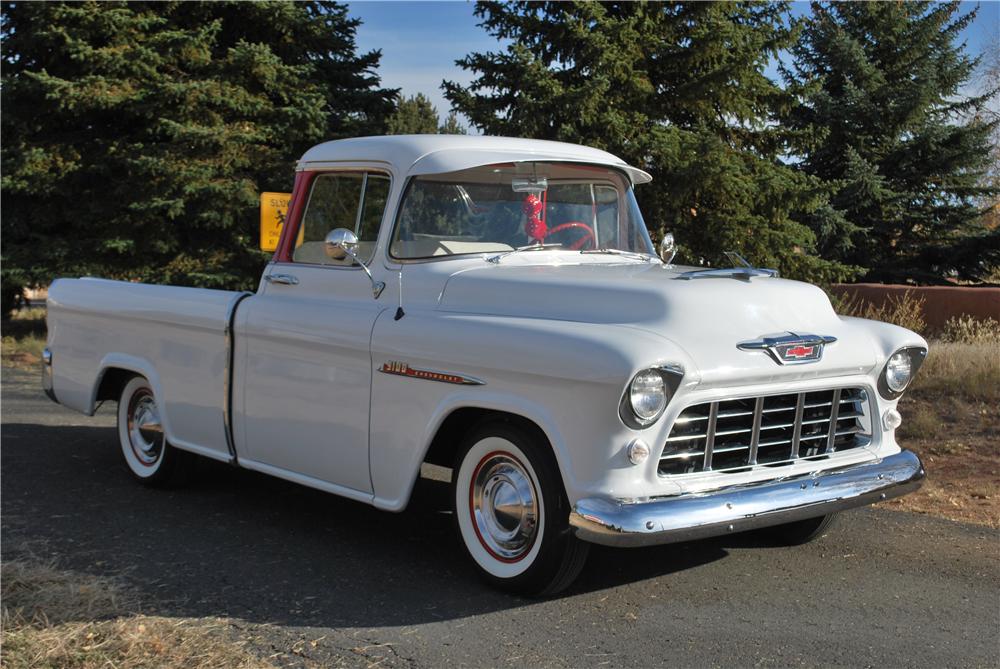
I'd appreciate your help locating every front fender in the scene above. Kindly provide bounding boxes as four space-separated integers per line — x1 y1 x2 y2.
368 310 695 511
839 316 928 364
371 389 569 512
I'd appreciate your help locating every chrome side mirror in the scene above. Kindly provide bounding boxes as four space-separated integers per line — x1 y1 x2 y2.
323 228 385 299
324 228 359 260
659 232 676 265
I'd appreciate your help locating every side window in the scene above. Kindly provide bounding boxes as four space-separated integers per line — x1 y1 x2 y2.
292 172 389 265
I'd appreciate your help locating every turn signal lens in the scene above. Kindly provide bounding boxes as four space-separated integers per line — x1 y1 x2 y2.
883 408 903 431
627 439 651 465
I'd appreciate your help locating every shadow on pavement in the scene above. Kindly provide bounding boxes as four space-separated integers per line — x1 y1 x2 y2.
1 421 781 627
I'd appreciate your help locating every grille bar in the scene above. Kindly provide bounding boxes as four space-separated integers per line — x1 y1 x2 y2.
825 388 842 453
748 397 763 465
659 387 870 476
790 393 805 461
703 402 718 471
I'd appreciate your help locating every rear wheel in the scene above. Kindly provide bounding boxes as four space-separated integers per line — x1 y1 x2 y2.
452 419 589 596
755 513 836 545
117 376 194 487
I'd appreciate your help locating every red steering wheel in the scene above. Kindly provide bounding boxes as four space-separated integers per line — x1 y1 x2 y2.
547 222 595 250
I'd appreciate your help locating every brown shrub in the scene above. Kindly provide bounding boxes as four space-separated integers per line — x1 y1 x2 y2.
833 289 927 334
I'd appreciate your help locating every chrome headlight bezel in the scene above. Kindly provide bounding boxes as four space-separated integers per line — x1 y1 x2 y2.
619 364 684 429
877 347 927 399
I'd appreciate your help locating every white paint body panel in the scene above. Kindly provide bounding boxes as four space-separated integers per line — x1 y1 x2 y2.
46 278 239 462
45 136 927 516
233 263 380 494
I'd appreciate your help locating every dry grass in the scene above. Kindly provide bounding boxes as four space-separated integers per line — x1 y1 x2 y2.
891 393 999 528
0 559 273 669
892 334 1000 528
1 307 47 367
911 341 1000 403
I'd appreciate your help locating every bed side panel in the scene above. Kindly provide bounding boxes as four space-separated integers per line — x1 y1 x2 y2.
46 278 240 459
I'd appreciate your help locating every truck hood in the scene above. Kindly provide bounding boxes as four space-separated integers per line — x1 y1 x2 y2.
436 261 878 387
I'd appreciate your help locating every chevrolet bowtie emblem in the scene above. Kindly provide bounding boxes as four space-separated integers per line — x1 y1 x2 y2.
737 333 837 365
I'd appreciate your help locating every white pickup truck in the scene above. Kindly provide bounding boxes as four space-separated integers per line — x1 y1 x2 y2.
44 135 926 595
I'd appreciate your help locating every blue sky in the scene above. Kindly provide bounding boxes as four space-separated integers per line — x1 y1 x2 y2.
349 1 999 122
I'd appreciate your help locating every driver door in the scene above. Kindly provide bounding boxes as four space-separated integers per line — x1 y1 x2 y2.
233 171 390 496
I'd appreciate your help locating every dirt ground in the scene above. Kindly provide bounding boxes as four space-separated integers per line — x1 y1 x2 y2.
891 392 999 528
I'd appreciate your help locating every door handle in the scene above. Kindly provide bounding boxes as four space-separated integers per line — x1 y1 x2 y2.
264 273 299 286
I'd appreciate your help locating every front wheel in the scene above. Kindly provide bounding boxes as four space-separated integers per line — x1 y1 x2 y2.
117 376 194 487
452 420 589 596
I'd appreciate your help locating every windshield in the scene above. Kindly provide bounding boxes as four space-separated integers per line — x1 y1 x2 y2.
390 162 655 260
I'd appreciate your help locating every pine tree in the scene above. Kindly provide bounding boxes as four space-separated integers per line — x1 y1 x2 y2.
386 93 440 134
785 1 999 283
439 112 468 135
977 35 1000 280
1 1 394 313
444 1 857 282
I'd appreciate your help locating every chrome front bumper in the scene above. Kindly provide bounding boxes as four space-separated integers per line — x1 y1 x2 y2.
570 449 924 547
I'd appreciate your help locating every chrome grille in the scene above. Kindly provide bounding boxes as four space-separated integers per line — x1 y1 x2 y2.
659 387 870 476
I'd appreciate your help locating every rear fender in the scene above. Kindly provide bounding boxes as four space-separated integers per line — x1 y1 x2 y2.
92 353 171 433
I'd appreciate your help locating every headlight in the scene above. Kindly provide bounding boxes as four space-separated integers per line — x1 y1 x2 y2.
620 365 683 429
885 351 912 392
630 370 667 421
878 347 927 399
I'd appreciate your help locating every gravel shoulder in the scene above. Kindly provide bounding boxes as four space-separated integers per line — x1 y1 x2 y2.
2 365 998 668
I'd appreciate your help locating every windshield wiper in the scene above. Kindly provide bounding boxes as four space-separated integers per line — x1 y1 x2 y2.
580 247 657 262
485 243 565 264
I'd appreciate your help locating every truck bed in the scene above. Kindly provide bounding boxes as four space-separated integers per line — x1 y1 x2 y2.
46 278 248 462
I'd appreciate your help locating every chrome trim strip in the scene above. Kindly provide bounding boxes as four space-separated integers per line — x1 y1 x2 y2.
571 450 925 548
676 267 778 281
354 172 368 234
263 273 299 285
223 291 253 464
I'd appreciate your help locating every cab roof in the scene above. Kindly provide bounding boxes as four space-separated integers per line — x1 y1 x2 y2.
296 134 652 185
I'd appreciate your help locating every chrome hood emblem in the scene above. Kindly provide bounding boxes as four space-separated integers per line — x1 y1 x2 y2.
737 332 837 365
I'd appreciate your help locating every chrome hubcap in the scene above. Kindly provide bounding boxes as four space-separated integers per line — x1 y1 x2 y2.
471 454 539 561
127 391 163 466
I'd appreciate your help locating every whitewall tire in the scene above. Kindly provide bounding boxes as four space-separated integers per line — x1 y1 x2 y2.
453 419 589 596
117 376 193 486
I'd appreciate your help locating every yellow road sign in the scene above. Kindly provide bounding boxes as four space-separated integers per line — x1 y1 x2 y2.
259 192 292 252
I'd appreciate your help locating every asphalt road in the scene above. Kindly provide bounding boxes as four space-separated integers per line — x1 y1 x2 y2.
3 364 998 668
